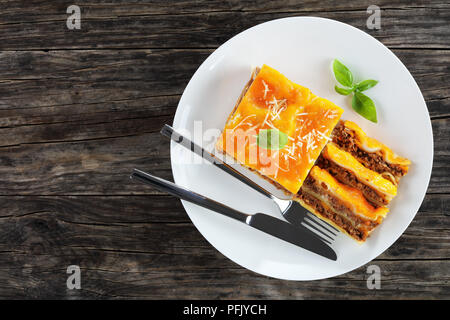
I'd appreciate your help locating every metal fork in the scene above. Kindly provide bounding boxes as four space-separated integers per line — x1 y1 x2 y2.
161 124 338 244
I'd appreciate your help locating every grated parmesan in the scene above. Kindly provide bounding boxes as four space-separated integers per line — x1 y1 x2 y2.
262 80 270 99
230 114 256 133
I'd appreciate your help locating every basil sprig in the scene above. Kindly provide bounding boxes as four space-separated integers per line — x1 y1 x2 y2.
257 129 288 150
333 59 379 123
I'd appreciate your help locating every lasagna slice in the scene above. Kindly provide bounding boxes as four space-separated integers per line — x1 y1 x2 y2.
318 143 397 207
332 120 411 186
296 121 410 242
297 166 388 242
216 64 344 194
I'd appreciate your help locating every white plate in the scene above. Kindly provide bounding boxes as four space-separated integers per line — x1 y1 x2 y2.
170 17 433 280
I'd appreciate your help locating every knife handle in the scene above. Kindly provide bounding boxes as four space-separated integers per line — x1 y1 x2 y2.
130 169 248 223
131 169 337 260
160 124 274 199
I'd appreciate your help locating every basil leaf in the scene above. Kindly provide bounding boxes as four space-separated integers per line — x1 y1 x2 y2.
333 59 353 87
335 85 354 96
257 129 288 150
352 92 378 123
355 79 378 92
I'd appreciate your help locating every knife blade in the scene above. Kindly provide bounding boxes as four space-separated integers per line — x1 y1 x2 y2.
130 168 337 261
247 213 336 260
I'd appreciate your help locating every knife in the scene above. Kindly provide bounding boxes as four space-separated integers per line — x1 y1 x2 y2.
130 168 337 261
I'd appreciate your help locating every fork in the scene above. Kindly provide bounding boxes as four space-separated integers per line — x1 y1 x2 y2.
161 124 338 243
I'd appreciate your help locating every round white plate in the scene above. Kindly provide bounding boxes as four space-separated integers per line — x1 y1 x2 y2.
170 17 433 280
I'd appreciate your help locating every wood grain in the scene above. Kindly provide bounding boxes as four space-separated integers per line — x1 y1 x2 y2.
0 49 447 116
0 1 448 50
0 0 448 299
0 194 448 299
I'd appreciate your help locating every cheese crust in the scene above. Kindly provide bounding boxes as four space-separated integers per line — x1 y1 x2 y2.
216 64 343 194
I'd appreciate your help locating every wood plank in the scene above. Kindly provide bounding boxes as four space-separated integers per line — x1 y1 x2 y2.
0 194 447 259
1 0 448 19
0 132 173 195
394 50 450 118
0 49 447 117
0 194 448 299
0 50 207 110
0 1 448 50
0 195 189 223
430 118 450 194
0 253 448 299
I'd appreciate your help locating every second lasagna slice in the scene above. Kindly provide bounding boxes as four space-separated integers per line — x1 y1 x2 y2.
296 120 410 242
332 120 410 186
297 166 389 241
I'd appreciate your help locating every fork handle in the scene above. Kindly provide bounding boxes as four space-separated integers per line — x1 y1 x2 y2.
161 124 273 199
130 169 249 223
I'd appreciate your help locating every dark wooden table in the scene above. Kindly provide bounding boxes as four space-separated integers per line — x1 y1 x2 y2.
0 0 448 299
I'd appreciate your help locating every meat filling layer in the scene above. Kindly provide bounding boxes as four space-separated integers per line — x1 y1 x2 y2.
297 190 367 241
331 122 407 182
298 176 379 241
316 156 389 206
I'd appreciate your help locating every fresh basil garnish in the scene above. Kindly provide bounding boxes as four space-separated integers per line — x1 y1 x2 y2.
334 85 354 96
257 129 288 150
352 92 377 123
332 59 379 123
333 59 353 87
355 79 378 92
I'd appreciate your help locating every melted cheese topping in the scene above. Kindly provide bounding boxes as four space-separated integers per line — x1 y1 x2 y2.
309 166 389 221
323 143 397 197
344 121 411 166
216 64 343 194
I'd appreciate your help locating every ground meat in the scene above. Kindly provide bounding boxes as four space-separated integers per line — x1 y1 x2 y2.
316 156 388 206
296 190 367 241
331 122 407 180
299 176 379 241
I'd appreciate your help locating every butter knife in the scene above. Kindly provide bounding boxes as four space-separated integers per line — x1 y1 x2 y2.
130 168 337 261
